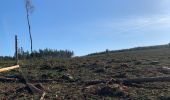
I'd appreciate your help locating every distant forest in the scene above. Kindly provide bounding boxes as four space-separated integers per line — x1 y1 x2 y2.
88 44 170 56
0 48 74 60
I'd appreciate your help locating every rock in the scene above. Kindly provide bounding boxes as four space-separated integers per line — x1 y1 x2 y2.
150 61 159 65
60 74 74 82
94 68 105 73
120 63 129 68
107 59 115 64
157 67 170 74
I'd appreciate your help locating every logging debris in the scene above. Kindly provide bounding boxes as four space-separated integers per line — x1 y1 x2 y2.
0 65 19 73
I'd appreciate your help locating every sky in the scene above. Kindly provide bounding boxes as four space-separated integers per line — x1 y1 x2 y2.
0 0 170 56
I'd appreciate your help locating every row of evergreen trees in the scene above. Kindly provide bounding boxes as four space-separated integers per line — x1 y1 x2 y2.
0 56 14 60
0 48 74 60
17 48 74 59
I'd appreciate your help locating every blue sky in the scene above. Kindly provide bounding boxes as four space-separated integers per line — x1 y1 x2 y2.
0 0 170 56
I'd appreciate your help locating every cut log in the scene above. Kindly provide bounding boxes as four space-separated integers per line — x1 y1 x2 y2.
122 76 170 84
0 65 20 73
83 76 170 86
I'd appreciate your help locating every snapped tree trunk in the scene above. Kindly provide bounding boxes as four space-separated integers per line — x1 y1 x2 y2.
25 1 33 53
15 35 19 64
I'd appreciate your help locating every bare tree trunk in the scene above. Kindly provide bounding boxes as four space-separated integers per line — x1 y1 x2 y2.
15 35 19 64
25 3 33 53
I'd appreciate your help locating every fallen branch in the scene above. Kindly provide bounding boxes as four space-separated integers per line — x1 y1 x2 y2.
0 63 46 99
23 83 46 100
162 67 170 70
15 86 31 93
0 75 62 83
26 83 44 94
83 76 170 86
0 65 19 73
84 80 108 85
0 76 18 82
30 79 61 83
158 67 170 74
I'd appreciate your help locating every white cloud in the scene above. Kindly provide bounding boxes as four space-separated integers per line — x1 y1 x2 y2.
95 15 170 34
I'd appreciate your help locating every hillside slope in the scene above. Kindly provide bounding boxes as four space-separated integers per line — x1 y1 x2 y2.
0 45 170 99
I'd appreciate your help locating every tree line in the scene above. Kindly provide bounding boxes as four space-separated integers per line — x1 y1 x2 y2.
0 48 74 60
17 48 74 59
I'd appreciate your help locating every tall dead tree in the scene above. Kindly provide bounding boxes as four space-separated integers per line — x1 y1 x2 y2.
25 0 34 53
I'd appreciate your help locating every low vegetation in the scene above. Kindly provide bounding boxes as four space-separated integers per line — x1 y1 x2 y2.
0 44 170 99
